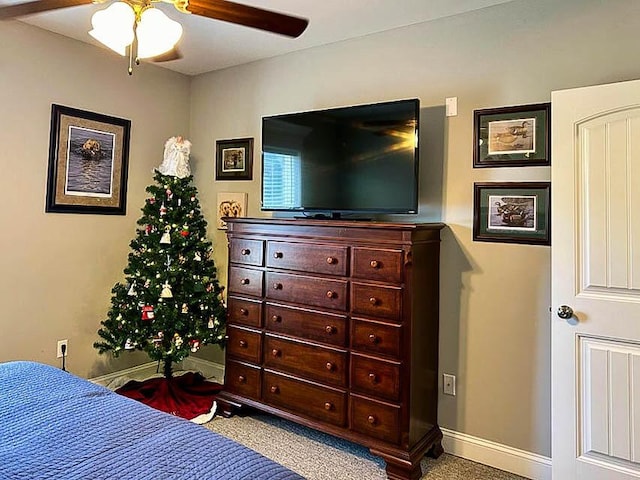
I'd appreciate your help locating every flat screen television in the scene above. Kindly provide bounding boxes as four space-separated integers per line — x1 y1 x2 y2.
261 98 420 217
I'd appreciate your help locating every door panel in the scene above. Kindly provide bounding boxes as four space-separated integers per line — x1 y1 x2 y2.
552 79 640 480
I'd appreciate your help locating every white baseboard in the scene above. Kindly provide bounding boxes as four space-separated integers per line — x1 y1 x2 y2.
89 361 159 387
441 427 551 480
90 364 549 479
181 357 225 383
89 358 225 388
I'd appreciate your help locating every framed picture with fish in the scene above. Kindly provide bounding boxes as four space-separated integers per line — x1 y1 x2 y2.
45 104 131 214
473 182 551 245
473 103 550 168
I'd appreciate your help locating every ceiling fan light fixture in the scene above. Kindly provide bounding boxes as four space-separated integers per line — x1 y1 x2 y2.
136 7 183 59
89 1 135 56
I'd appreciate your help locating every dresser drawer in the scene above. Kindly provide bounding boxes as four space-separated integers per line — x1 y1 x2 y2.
351 318 401 358
351 283 402 321
352 247 403 284
350 353 401 402
224 360 261 400
263 371 347 427
265 303 347 347
227 296 262 328
267 241 348 276
263 334 347 387
226 325 262 364
266 272 348 311
228 267 264 297
350 395 401 444
229 238 264 266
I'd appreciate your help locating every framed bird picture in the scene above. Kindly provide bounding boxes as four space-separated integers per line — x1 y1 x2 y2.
473 103 550 168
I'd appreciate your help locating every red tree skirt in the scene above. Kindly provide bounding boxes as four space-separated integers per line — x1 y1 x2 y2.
115 372 222 421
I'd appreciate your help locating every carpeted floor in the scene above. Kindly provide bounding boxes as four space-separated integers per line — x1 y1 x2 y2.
203 412 530 480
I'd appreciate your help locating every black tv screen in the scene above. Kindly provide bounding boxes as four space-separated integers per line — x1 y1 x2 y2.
261 98 420 215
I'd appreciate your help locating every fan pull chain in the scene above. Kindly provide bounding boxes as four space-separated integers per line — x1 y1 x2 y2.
128 45 134 75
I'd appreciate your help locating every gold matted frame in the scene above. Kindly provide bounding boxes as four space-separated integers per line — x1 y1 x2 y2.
45 104 131 215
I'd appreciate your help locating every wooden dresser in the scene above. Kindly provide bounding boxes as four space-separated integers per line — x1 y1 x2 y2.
217 218 444 480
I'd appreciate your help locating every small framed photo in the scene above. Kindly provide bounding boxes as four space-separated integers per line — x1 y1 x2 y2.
215 138 253 180
216 192 247 230
473 103 550 168
46 104 131 214
473 182 551 245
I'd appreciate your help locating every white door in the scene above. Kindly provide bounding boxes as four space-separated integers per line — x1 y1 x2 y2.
552 79 640 479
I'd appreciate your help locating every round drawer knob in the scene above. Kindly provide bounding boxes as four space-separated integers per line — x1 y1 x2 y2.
326 256 336 264
241 248 251 255
368 334 379 344
272 315 282 323
370 260 380 268
273 283 283 290
324 402 333 411
273 252 283 259
368 372 378 384
326 291 336 299
270 385 279 394
238 375 246 384
367 415 376 425
240 278 250 285
271 349 280 357
239 308 248 316
369 297 378 305
325 325 335 334
239 340 247 348
325 362 334 371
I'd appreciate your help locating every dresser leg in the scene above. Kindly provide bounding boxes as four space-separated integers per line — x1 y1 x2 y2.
427 440 444 459
215 395 244 418
384 462 423 480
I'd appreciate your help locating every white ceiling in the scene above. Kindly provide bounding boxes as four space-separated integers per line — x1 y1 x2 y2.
3 0 515 75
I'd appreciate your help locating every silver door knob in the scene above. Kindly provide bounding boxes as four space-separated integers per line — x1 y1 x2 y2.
557 305 574 319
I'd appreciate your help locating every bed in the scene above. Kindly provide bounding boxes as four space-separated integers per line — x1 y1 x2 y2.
0 361 304 480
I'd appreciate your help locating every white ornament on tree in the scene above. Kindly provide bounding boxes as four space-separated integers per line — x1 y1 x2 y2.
160 227 171 244
160 282 173 298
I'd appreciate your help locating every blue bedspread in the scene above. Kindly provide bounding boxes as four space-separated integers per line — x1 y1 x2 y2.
0 361 304 480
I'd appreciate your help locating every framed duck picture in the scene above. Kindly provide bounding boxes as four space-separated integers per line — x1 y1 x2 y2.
473 103 550 168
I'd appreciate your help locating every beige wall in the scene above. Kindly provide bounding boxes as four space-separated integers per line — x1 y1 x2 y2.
189 0 640 457
4 0 640 461
0 21 191 378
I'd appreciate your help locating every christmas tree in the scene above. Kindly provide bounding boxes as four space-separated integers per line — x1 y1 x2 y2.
94 137 226 380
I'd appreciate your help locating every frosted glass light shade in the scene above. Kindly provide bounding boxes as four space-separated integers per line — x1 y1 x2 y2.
136 8 183 59
89 2 135 56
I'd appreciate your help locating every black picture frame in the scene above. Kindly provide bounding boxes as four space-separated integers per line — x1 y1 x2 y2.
473 182 551 245
45 104 131 215
473 103 550 168
215 138 254 180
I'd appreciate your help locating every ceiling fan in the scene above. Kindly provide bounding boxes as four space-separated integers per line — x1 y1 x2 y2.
0 0 309 73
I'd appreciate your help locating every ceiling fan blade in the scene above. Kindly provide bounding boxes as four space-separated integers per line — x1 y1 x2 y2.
0 0 92 20
185 0 308 38
149 47 183 62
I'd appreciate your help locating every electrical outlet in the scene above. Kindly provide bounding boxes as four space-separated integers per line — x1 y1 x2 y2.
57 339 68 358
443 373 456 396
